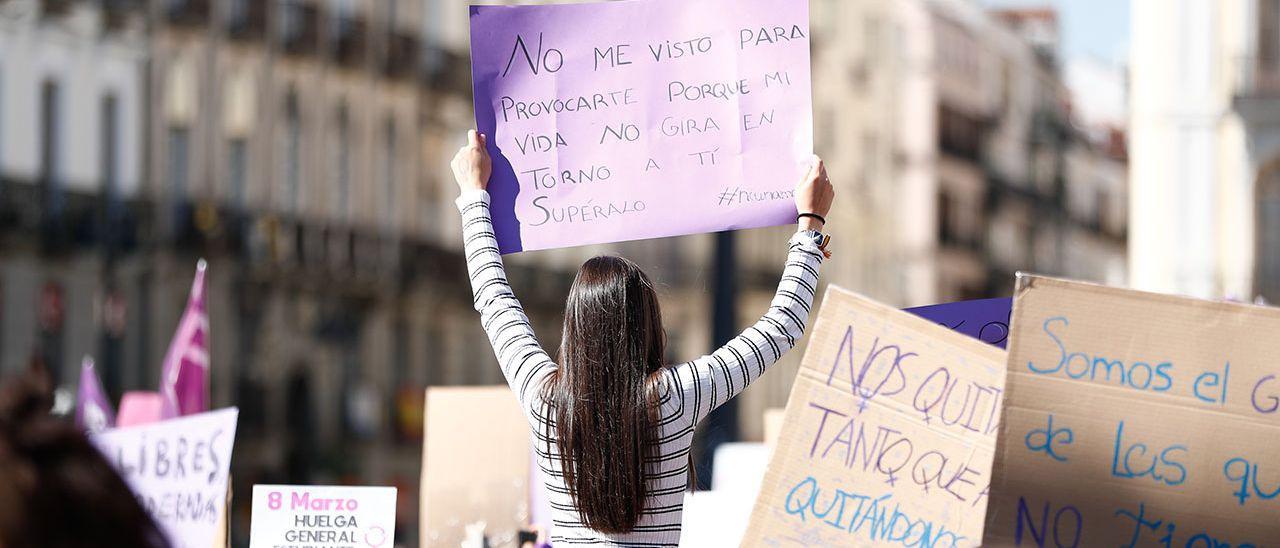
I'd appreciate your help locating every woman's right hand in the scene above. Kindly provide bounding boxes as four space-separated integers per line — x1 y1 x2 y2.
795 155 834 229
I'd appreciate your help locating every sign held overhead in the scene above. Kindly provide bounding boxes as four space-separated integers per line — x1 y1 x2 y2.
469 0 814 253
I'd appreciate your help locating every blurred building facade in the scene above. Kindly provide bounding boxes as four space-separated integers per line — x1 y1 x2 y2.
1249 0 1280 304
0 0 148 395
1130 0 1279 303
0 0 1129 545
742 0 1130 438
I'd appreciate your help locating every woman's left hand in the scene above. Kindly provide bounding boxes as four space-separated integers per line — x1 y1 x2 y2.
452 130 492 192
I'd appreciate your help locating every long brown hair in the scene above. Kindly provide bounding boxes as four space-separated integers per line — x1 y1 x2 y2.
541 256 666 533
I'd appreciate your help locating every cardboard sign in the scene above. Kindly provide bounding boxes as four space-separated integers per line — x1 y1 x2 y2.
906 298 1013 349
420 387 530 547
249 485 397 548
984 276 1280 546
742 286 1005 547
470 0 813 253
92 407 238 548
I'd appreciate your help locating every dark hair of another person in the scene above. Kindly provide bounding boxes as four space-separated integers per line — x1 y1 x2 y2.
0 369 170 548
539 256 667 534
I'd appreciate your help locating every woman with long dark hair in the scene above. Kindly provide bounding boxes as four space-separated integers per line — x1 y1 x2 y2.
452 130 833 546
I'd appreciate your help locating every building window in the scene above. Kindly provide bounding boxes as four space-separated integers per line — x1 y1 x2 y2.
939 105 982 161
937 188 955 244
1259 168 1280 302
0 278 4 374
226 0 267 38
382 116 396 228
279 0 301 44
278 0 318 55
334 104 350 221
228 138 248 210
1095 188 1110 232
168 126 190 200
41 80 63 216
282 92 301 214
37 282 64 386
0 65 5 170
422 0 440 46
101 94 120 203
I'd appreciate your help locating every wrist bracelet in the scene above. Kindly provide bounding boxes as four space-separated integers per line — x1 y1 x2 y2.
798 212 826 226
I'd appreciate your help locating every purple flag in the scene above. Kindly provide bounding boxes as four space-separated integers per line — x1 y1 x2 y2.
159 259 210 419
905 297 1013 348
75 356 115 432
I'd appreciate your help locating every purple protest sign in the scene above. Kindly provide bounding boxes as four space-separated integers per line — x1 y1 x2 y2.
75 356 116 433
905 297 1013 348
470 0 813 253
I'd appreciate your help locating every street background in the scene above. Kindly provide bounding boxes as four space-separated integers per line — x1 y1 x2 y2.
0 0 1274 545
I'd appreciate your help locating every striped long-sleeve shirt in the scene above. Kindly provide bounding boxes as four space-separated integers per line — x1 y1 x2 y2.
457 190 825 547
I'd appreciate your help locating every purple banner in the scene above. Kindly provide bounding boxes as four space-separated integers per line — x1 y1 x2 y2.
470 0 813 253
905 297 1013 348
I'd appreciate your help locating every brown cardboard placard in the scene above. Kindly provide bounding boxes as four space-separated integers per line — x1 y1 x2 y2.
983 275 1280 546
743 286 1006 546
420 386 530 547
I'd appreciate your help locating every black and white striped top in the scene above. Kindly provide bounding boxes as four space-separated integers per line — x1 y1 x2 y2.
457 190 825 547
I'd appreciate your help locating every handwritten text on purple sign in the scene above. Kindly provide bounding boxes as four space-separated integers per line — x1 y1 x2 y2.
470 0 813 253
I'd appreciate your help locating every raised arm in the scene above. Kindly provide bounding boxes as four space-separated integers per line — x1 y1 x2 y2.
453 131 556 415
666 157 835 425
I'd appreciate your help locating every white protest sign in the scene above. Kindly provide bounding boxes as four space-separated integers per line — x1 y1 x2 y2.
92 407 238 548
249 485 397 548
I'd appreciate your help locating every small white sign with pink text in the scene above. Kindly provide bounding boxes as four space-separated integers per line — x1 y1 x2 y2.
250 485 397 548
